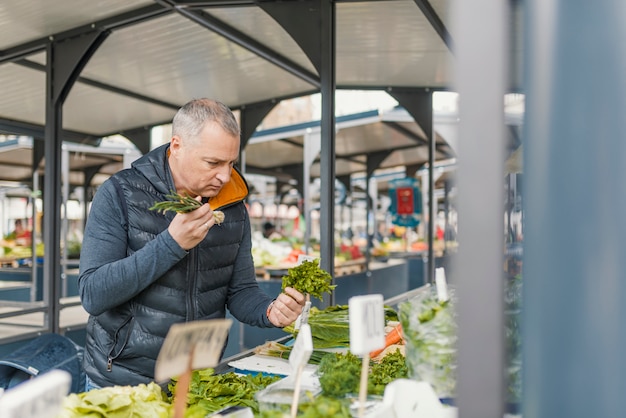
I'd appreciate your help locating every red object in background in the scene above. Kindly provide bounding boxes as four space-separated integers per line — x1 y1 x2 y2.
340 243 363 260
396 187 415 215
437 226 444 241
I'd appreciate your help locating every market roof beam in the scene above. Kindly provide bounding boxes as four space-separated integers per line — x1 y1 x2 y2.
0 4 171 64
0 117 100 146
412 0 455 52
155 0 321 88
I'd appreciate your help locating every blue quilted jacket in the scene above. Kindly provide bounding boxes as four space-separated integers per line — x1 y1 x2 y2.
79 144 273 387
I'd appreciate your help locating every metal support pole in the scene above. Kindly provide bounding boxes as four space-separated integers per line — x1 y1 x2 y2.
524 1 626 417
453 0 508 416
319 0 336 306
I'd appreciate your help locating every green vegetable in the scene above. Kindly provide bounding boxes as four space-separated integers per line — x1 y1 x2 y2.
368 349 408 395
149 191 225 224
58 382 171 418
256 395 351 418
318 351 362 397
399 285 457 398
150 191 202 213
317 349 408 398
297 395 352 417
281 259 336 301
282 305 398 349
254 340 335 364
168 368 280 416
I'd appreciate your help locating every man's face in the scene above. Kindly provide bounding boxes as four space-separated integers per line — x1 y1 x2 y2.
169 121 240 198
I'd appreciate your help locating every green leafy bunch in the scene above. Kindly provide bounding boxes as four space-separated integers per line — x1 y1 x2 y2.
256 395 351 418
150 191 202 214
317 349 408 398
368 349 408 395
281 259 336 301
168 368 280 417
317 351 362 397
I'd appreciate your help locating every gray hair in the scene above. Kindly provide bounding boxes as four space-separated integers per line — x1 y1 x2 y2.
172 98 240 142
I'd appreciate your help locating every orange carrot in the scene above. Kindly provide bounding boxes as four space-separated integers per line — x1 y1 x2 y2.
370 323 403 358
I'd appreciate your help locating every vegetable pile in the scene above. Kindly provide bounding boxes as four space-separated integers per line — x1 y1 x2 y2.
168 368 280 417
281 259 335 301
150 191 225 225
57 382 171 418
317 349 408 397
281 304 399 350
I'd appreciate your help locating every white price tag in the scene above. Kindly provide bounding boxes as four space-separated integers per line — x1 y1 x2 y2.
155 318 232 382
435 267 449 302
349 294 385 355
382 379 457 418
294 300 312 331
296 254 317 264
289 323 313 370
0 369 71 418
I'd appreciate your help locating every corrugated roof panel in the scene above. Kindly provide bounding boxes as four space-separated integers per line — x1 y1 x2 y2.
0 0 152 49
0 63 45 125
63 83 176 135
79 12 314 110
337 0 452 87
208 6 317 75
335 122 418 156
244 139 304 170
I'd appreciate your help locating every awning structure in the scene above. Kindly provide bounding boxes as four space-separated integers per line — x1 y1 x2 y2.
0 137 141 187
0 0 523 146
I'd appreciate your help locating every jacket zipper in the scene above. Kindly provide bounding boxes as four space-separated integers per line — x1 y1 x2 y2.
187 246 197 321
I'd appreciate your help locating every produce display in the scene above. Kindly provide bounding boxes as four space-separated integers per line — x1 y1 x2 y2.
46 261 487 418
398 284 457 399
149 191 224 224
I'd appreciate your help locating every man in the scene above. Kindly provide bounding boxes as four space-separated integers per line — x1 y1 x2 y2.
79 98 305 388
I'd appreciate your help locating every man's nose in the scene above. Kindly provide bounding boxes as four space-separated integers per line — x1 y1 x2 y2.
216 165 232 183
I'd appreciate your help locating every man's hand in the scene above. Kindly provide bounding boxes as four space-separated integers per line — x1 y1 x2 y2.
167 197 220 250
267 287 306 328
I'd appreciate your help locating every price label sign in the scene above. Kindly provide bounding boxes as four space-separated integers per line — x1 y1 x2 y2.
289 323 313 370
349 294 385 355
435 267 449 303
0 369 71 418
155 318 232 382
296 254 317 264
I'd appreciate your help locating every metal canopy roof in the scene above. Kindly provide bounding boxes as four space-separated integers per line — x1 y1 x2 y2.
0 0 522 145
245 107 457 179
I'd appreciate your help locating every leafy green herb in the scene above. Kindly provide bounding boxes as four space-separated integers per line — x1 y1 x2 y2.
318 352 362 397
282 305 399 349
317 349 408 398
256 394 351 418
168 368 280 416
368 349 408 395
281 259 336 301
254 341 335 364
297 395 352 417
149 191 224 224
150 191 202 213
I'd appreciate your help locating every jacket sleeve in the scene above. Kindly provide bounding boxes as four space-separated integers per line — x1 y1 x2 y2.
226 212 275 327
78 179 188 316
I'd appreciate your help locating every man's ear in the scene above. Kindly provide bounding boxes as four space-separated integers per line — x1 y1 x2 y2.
169 135 182 154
